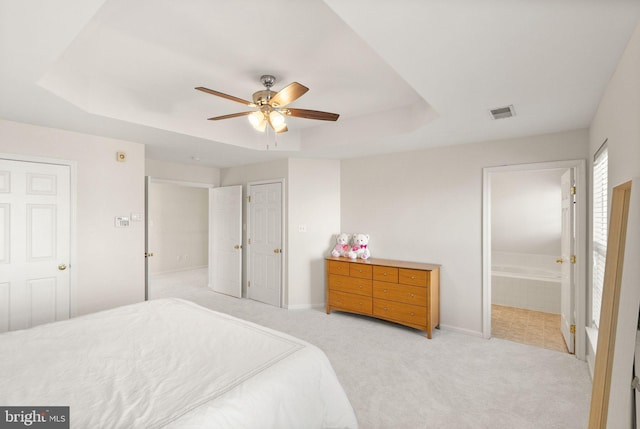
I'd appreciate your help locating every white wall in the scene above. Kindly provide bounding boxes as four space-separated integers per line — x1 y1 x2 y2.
491 169 563 255
148 183 208 274
588 19 640 429
340 128 588 335
287 158 341 308
0 119 145 315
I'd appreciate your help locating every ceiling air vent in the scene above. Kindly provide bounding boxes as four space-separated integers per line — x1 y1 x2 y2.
489 105 515 120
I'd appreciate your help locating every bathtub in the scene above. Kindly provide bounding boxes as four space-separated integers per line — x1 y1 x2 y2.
491 263 562 314
491 264 561 282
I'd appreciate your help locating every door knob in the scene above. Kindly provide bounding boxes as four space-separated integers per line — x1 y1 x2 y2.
145 252 154 258
58 264 67 271
234 245 242 249
556 258 564 264
274 248 281 254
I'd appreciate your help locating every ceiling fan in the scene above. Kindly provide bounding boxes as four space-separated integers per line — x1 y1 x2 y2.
195 75 339 133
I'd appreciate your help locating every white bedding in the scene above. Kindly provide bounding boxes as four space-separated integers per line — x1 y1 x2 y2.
0 298 357 428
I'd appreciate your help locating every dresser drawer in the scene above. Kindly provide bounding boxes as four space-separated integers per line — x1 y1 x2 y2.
372 281 426 306
329 274 372 296
399 268 428 287
328 260 350 276
350 264 372 279
329 291 372 315
372 266 399 283
373 299 427 327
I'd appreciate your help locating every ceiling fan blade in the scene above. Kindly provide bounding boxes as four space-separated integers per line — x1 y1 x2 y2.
285 108 339 121
195 87 255 106
207 111 253 121
269 82 309 108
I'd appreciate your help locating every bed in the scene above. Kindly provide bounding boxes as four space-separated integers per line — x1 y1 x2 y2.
0 298 357 428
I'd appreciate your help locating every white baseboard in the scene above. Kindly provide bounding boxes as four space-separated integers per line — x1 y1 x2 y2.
585 326 598 379
286 303 325 310
438 324 484 338
150 265 207 276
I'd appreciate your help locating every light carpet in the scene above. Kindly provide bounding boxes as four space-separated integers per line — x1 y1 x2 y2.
149 269 592 429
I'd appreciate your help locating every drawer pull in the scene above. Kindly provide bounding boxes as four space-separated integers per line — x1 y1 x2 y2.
383 289 388 293
383 307 388 311
358 285 363 289
410 312 415 316
383 272 387 276
410 293 414 298
411 275 416 279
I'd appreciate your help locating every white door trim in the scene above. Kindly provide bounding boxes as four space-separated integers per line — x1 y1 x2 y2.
148 177 214 189
0 152 78 317
246 179 286 307
482 159 586 360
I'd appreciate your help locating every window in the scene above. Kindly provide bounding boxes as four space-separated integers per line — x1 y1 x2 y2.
592 142 608 328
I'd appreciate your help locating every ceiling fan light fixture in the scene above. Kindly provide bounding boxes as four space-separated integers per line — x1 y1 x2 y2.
269 110 286 128
248 111 266 131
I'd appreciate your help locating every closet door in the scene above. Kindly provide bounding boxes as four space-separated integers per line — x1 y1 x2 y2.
209 185 242 298
247 182 282 307
0 159 71 332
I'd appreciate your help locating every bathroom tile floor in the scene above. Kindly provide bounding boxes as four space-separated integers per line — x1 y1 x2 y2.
491 304 569 353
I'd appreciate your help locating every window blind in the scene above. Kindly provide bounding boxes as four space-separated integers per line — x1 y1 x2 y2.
592 144 608 328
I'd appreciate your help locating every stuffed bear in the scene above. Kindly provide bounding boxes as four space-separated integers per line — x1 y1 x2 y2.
331 233 351 257
348 233 370 260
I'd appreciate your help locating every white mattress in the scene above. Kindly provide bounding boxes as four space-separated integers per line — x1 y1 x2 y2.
0 298 357 428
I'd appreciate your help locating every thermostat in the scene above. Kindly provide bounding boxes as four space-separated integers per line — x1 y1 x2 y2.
115 216 130 227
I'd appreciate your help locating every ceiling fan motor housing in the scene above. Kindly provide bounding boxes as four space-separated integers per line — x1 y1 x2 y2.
252 90 275 107
253 75 277 107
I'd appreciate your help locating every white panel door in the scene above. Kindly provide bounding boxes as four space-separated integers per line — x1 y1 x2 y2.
560 169 575 353
248 182 282 307
209 185 242 298
0 159 71 332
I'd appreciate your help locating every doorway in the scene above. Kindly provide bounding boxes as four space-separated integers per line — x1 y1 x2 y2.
483 160 587 359
145 178 210 300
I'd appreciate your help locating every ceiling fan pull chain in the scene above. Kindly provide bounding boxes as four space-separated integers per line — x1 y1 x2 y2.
265 125 271 150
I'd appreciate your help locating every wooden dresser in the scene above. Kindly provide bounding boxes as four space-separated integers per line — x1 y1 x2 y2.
325 256 440 339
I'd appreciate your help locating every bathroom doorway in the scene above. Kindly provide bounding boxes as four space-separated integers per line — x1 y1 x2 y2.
482 160 587 358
